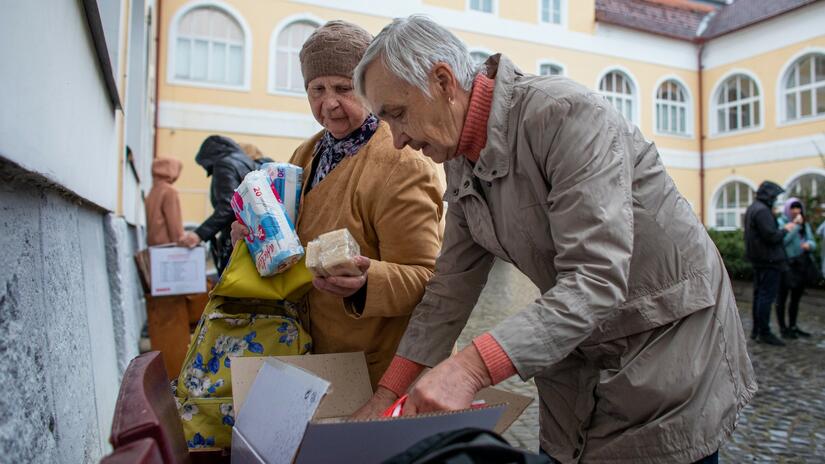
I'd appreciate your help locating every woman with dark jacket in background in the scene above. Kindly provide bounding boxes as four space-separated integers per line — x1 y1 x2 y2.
179 135 257 275
776 198 816 338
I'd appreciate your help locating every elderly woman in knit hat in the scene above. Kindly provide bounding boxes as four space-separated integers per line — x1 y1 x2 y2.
351 15 754 463
231 20 443 388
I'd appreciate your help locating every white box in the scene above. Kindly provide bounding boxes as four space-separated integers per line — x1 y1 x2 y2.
148 245 206 296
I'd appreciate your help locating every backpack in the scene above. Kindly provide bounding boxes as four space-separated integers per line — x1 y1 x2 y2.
174 241 314 449
383 428 551 464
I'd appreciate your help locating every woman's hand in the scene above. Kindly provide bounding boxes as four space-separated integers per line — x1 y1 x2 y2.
350 386 399 419
230 221 249 246
178 231 201 248
312 256 371 297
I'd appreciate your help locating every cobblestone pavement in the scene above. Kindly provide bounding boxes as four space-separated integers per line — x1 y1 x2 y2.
457 260 825 461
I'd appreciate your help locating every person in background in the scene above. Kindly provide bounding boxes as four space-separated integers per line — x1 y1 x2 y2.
145 157 184 246
238 142 272 165
816 218 825 278
231 20 444 387
744 181 796 346
179 135 256 275
776 198 815 338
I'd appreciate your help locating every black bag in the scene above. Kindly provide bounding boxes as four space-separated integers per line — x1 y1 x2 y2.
803 253 822 286
382 428 550 464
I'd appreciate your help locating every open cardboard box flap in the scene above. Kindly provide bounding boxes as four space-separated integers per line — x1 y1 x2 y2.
230 353 533 464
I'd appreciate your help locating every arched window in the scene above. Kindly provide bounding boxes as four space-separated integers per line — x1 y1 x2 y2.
273 20 319 93
713 181 755 229
714 73 761 134
174 6 245 86
539 63 563 76
782 53 825 122
470 51 491 67
655 79 689 136
786 172 825 223
788 173 825 199
599 70 636 122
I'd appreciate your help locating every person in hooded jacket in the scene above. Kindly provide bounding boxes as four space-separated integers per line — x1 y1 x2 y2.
179 135 256 275
146 158 185 246
744 181 798 346
775 198 816 338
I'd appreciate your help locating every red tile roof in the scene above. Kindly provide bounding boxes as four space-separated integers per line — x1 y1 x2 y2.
595 0 820 42
595 0 715 40
701 0 819 38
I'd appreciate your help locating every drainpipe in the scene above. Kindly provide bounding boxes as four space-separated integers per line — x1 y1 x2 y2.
152 0 162 160
697 43 706 225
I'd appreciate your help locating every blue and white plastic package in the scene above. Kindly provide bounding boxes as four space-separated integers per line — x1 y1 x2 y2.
231 170 304 276
261 162 303 226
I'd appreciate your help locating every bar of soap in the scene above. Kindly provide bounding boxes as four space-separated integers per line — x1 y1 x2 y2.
306 229 361 277
304 239 328 278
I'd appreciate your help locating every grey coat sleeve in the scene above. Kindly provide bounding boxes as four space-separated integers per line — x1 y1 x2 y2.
490 95 634 379
395 200 496 367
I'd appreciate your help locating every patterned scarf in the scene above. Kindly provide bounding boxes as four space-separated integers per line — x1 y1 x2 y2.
310 114 379 189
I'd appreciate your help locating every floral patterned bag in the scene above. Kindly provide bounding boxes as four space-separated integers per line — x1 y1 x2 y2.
173 242 313 449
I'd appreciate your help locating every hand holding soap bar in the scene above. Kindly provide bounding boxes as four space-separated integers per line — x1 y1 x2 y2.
306 229 361 277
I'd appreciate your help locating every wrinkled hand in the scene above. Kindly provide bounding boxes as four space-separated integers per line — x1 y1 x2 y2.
230 221 249 246
312 256 371 298
178 231 201 248
402 345 491 416
350 386 399 420
802 241 812 251
794 215 804 224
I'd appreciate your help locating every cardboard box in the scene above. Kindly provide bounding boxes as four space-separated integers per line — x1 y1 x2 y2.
149 245 206 296
229 353 533 464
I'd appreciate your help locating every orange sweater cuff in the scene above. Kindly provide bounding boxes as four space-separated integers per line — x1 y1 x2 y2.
473 333 517 385
377 356 425 397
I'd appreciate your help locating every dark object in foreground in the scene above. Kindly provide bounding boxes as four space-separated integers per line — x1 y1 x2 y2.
383 427 549 464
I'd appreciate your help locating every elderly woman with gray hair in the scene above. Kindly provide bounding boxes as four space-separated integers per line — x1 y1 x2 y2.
352 15 754 464
232 20 443 388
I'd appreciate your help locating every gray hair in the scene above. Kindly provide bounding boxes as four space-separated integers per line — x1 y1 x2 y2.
353 15 477 100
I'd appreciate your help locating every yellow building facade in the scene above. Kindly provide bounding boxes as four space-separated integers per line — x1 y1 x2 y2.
156 0 825 229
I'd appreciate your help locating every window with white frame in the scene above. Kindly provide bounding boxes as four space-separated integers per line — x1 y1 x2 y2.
470 51 491 67
174 6 245 86
788 173 825 202
540 0 562 24
714 74 760 134
655 79 689 135
599 70 636 122
713 181 754 229
539 63 563 76
273 21 319 93
470 0 494 13
783 53 825 122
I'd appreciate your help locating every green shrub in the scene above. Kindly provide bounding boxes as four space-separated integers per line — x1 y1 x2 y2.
707 228 752 281
707 226 824 287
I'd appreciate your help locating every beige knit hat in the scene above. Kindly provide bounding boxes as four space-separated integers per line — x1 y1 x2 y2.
299 20 373 88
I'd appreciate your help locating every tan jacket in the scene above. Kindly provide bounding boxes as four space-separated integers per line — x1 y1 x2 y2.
291 122 444 387
397 55 756 463
146 158 184 246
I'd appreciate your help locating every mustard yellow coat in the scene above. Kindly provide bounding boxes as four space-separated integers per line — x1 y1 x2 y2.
291 121 444 387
